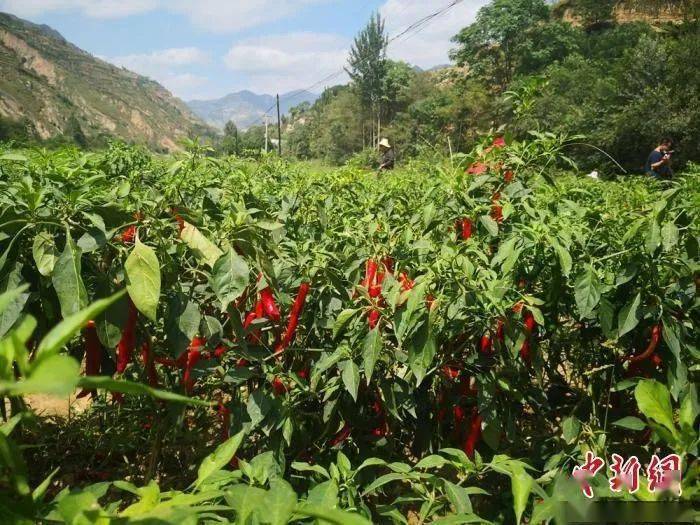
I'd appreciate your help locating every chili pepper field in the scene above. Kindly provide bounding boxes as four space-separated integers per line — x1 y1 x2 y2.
0 135 698 523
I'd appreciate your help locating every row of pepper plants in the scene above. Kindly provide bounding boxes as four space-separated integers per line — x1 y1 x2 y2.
0 135 697 523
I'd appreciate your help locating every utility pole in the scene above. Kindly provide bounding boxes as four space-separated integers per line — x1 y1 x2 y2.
264 114 269 153
276 94 282 156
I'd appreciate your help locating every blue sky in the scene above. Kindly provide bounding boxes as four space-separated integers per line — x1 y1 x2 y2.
0 0 490 101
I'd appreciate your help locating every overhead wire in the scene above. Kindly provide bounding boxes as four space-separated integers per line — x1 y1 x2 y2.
246 0 465 129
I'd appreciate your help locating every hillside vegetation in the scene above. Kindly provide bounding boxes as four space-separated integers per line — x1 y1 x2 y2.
266 0 699 173
0 13 212 151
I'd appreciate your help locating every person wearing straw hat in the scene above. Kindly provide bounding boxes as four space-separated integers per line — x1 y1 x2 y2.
378 138 395 172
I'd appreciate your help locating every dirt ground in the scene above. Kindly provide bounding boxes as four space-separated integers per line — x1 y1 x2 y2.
13 392 91 419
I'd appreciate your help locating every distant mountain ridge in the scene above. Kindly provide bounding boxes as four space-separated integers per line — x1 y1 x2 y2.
187 90 319 131
0 12 211 150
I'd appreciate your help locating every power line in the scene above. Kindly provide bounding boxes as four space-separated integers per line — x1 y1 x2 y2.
246 0 465 129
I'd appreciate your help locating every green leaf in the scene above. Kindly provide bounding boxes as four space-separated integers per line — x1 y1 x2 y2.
333 309 360 340
414 454 448 470
617 293 641 338
225 485 266 523
511 466 533 524
210 248 249 310
341 360 360 402
77 376 211 406
0 354 79 397
0 285 29 318
561 417 580 444
307 480 339 508
52 231 88 318
35 290 126 363
362 472 416 496
661 222 679 252
362 327 382 382
264 479 297 525
247 389 272 428
611 416 646 431
180 221 223 268
125 239 161 321
443 480 473 514
407 320 436 386
0 265 29 338
479 215 499 236
196 429 246 489
645 218 661 255
295 502 371 525
165 293 202 357
635 379 676 434
574 265 601 319
679 384 698 433
553 241 572 277
32 232 56 277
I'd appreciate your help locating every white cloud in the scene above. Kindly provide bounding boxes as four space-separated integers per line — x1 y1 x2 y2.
0 0 327 30
224 32 349 93
171 0 328 34
106 47 209 99
109 47 209 72
0 0 158 19
380 0 490 68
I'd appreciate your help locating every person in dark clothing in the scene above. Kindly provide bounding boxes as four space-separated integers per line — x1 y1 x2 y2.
378 138 395 171
645 138 674 179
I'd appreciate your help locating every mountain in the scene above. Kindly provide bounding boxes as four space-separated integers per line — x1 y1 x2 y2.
0 12 211 151
553 0 695 26
187 90 319 131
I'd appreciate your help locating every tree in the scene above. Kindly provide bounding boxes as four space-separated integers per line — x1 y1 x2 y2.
221 120 239 155
451 0 550 88
346 12 389 146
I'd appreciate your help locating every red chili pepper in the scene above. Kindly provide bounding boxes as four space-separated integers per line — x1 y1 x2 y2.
457 218 473 240
271 377 288 396
504 170 514 183
218 402 231 440
492 136 506 148
368 309 380 329
298 368 309 380
181 337 205 394
442 365 460 380
453 405 466 421
260 287 281 322
255 300 264 319
77 320 101 399
362 260 378 290
467 162 488 175
398 272 415 291
479 333 493 355
523 312 537 333
275 282 311 355
236 358 250 368
496 319 505 343
512 301 524 314
381 257 395 274
244 311 262 344
213 344 227 359
426 294 436 310
140 341 158 387
491 204 504 224
520 339 532 364
329 422 352 446
119 225 137 245
629 324 662 363
116 299 138 374
463 407 483 459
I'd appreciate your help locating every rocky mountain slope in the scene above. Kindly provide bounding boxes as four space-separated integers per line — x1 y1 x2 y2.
553 0 695 26
187 90 319 131
0 12 211 151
